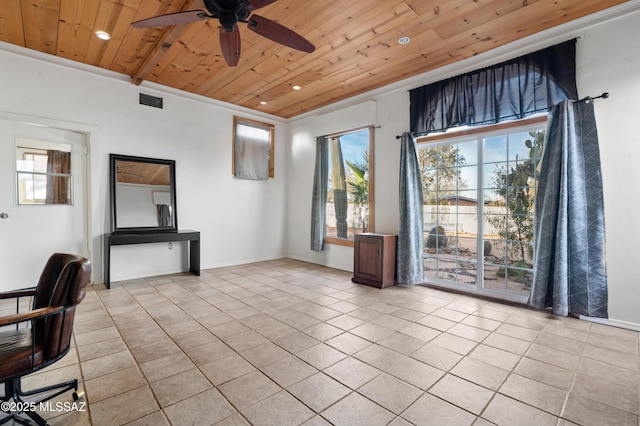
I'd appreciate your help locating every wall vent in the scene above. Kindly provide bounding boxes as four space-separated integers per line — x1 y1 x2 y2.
139 93 163 109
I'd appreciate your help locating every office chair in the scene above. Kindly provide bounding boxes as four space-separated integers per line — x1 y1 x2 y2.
0 253 91 426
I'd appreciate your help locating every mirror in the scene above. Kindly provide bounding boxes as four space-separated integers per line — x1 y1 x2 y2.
110 154 177 233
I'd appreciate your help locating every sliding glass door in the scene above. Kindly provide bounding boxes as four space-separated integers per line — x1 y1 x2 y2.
418 120 545 300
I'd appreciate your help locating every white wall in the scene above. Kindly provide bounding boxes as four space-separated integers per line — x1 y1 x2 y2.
287 5 640 328
576 12 640 329
0 45 289 282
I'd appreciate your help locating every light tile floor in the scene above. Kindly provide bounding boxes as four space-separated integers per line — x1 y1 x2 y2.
6 259 640 425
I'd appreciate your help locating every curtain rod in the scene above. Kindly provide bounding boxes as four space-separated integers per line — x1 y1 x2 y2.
395 133 419 140
580 92 609 103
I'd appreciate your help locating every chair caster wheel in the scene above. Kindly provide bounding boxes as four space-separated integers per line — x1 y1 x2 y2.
72 390 85 400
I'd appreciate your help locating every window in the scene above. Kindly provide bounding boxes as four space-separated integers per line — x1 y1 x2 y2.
324 126 374 245
418 117 546 299
233 116 275 180
16 140 72 205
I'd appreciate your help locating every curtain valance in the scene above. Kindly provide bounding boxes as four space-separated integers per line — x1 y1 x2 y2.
410 39 578 135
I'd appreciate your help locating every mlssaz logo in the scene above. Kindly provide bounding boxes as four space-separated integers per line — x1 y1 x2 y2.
39 401 88 412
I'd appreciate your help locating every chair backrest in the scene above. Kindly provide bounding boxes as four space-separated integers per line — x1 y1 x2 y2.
32 253 91 362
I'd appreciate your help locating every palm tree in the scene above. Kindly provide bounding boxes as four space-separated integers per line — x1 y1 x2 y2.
346 151 369 232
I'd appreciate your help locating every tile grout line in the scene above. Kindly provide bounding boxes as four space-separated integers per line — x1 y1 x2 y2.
63 260 640 425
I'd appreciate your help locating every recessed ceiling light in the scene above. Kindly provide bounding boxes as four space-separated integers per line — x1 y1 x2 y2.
398 36 411 45
260 101 267 105
292 85 301 91
96 31 111 40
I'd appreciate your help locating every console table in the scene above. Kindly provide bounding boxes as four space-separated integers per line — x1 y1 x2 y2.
103 230 200 289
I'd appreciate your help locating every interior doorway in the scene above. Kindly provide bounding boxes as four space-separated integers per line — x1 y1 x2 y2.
0 119 89 291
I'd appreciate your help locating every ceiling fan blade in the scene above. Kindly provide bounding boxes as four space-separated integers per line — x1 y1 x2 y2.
220 26 241 67
245 0 278 11
248 15 315 53
131 10 209 28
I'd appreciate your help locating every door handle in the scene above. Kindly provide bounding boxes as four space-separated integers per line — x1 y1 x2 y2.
0 212 8 219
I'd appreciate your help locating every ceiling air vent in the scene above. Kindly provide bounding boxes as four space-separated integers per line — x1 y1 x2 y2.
139 93 163 109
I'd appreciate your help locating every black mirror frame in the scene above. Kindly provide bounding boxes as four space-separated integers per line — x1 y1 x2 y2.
109 153 178 234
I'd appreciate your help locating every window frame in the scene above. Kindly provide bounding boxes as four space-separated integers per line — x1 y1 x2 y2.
416 115 548 302
15 142 73 206
323 125 375 248
18 150 48 204
232 116 275 179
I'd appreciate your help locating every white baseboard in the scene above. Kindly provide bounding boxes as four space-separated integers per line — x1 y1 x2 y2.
579 315 640 332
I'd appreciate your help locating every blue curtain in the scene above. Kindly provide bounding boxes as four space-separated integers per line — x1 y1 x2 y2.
529 99 608 318
397 133 424 284
410 39 577 135
310 137 328 251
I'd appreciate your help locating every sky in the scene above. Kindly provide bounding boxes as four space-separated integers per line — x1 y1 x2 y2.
339 129 369 165
326 129 369 190
426 128 545 197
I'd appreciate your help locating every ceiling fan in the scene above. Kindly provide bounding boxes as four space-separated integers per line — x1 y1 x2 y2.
131 0 315 67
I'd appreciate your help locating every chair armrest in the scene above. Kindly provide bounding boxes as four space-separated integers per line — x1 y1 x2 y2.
0 287 37 300
0 305 65 328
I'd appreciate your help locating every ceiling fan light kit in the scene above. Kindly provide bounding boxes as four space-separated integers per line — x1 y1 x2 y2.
131 0 315 67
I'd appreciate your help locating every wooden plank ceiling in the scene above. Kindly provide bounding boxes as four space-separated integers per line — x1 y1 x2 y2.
116 160 170 186
0 0 627 118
